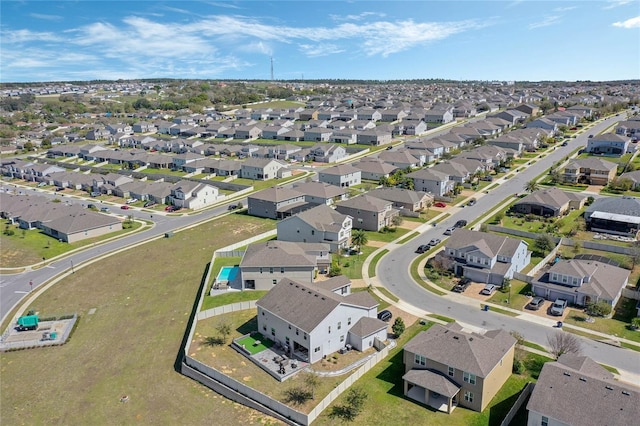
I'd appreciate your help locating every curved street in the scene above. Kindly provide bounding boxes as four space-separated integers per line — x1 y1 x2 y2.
375 114 640 377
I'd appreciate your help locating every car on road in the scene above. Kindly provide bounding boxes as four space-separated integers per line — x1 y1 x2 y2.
588 134 594 138
428 238 441 246
228 204 239 210
434 202 447 208
100 207 109 212
386 145 393 150
550 298 568 316
37 182 47 187
467 198 476 206
452 278 471 293
480 284 497 295
143 201 156 208
444 227 456 235
120 205 130 210
165 205 181 212
87 204 96 209
377 310 392 322
561 141 568 146
527 296 545 311
415 244 429 254
454 219 467 228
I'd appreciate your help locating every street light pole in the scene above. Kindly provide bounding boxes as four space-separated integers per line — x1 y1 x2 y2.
70 260 75 274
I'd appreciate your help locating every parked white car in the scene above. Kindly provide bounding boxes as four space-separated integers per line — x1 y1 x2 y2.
481 284 497 295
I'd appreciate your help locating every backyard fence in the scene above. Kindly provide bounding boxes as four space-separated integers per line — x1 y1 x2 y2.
197 301 256 321
499 382 535 426
0 314 78 352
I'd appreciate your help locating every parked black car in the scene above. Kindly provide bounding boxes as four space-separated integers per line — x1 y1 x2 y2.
452 278 471 293
377 310 392 322
415 244 429 254
454 220 467 228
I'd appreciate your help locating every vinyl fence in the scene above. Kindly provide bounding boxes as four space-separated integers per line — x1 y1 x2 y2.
499 382 535 426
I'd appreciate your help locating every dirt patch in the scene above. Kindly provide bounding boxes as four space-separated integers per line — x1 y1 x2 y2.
366 240 387 248
399 221 421 230
383 305 418 330
585 185 603 194
349 279 368 288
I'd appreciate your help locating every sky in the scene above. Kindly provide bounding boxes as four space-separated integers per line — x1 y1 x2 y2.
1 0 639 83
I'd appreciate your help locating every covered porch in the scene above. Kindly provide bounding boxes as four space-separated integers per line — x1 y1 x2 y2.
403 369 461 414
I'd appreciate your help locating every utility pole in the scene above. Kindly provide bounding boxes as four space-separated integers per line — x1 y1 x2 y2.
270 56 274 81
70 259 75 274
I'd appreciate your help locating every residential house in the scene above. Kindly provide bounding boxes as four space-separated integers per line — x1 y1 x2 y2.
239 241 331 290
407 168 454 197
403 322 516 413
512 187 586 217
424 107 454 124
357 128 393 146
256 277 387 364
619 170 640 190
304 127 333 142
247 187 308 219
380 109 408 122
584 196 640 237
615 120 640 138
352 158 399 181
240 158 288 180
335 195 397 231
86 128 111 140
526 354 640 426
330 129 358 145
106 123 132 134
172 152 205 171
514 103 540 116
268 144 302 161
291 181 349 206
318 164 361 188
378 150 422 169
277 204 352 252
562 158 617 185
437 229 531 285
310 144 347 163
531 258 629 307
366 188 434 212
586 133 631 156
169 180 219 210
132 121 156 133
526 118 558 134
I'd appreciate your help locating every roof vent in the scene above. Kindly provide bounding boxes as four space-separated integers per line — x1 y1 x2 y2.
622 390 630 396
606 385 614 390
469 337 473 341
453 336 459 340
579 377 586 382
564 372 571 377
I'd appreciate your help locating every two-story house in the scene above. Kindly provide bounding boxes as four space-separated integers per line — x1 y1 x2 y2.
277 204 352 253
290 181 349 206
318 164 361 188
562 158 617 185
584 195 640 237
247 187 308 219
239 241 331 290
531 258 630 307
310 144 347 163
407 168 454 197
403 322 516 413
240 158 288 180
366 187 434 213
335 195 398 231
169 180 218 210
586 133 631 156
438 229 531 285
256 277 387 364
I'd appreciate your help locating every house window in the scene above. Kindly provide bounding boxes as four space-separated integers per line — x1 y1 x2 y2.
311 230 315 236
340 335 344 342
328 326 331 334
288 325 291 329
269 267 274 274
285 336 290 344
541 416 549 426
281 267 285 273
463 372 476 385
314 346 320 353
348 317 351 325
296 329 299 335
414 354 426 366
464 391 474 403
259 268 263 274
304 334 307 340
272 279 277 285
263 325 266 331
271 328 275 336
448 366 454 377
261 311 265 316
338 321 342 330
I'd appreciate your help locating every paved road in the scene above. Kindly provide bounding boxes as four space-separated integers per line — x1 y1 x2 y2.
377 114 640 375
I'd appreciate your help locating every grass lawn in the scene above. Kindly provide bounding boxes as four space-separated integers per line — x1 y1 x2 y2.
339 245 376 280
201 290 267 312
367 249 388 278
365 227 410 243
0 221 143 268
0 214 278 426
411 257 447 296
232 173 305 191
563 297 640 344
487 280 531 310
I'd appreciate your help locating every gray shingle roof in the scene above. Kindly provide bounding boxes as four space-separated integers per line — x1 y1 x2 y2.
514 187 584 211
289 204 350 233
241 241 329 268
336 194 391 212
402 369 460 398
366 187 432 205
348 316 388 338
404 323 516 377
445 229 525 259
585 196 640 217
527 356 640 426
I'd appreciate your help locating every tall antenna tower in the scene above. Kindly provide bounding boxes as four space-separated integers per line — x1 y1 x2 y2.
270 56 274 81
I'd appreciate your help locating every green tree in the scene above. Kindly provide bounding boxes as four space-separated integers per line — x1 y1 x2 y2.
302 371 320 399
330 387 368 422
350 229 368 251
535 234 555 255
586 301 612 317
524 180 540 193
392 317 405 337
391 215 403 228
215 320 232 344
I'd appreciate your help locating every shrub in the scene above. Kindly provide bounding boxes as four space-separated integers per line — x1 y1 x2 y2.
392 317 405 337
585 301 612 317
512 358 525 374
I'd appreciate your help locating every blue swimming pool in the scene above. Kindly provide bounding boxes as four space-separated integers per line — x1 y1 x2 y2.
217 266 239 282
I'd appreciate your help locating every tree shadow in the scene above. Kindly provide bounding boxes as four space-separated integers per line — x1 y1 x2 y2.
204 336 225 347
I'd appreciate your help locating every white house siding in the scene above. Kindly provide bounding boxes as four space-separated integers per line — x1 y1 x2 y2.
527 411 569 426
240 266 316 291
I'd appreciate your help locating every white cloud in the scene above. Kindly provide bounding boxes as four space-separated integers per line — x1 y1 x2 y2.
299 44 346 57
528 15 562 29
1 29 63 43
29 13 63 21
612 15 640 28
603 0 633 10
553 6 577 12
330 11 386 22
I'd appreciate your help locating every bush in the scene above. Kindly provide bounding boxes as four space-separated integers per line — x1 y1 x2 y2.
585 301 612 317
512 358 525 374
392 317 405 337
3 228 15 236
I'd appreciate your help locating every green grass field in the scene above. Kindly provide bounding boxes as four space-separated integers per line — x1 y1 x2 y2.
0 214 278 426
